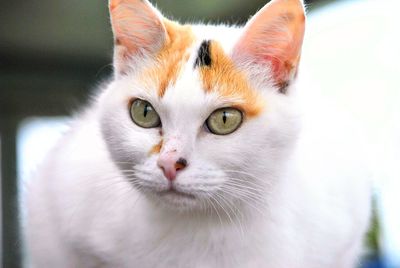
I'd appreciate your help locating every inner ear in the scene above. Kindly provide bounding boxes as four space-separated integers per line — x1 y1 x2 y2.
109 0 168 74
232 0 305 92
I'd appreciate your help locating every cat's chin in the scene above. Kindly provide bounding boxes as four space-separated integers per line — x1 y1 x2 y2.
145 189 204 211
158 189 196 200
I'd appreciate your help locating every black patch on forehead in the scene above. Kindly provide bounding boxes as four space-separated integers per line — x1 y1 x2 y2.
194 40 212 67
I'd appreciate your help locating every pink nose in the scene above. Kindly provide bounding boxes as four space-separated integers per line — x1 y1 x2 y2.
157 153 188 181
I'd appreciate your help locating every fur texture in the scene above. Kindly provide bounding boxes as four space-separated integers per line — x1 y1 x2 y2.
25 0 371 267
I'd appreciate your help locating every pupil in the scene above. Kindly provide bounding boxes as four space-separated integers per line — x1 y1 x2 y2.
222 111 227 124
143 104 149 117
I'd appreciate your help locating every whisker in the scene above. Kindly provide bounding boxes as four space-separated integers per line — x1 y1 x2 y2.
205 194 224 228
220 186 268 218
215 192 246 239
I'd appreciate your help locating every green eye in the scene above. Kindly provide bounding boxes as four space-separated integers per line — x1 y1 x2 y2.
130 99 161 128
206 108 243 135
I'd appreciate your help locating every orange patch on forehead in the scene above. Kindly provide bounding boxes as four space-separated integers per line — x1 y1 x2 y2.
139 20 195 97
197 41 265 117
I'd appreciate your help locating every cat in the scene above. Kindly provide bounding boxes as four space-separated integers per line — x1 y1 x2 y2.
25 0 372 267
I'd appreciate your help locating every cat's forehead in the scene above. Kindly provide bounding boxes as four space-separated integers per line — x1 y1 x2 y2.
136 21 264 117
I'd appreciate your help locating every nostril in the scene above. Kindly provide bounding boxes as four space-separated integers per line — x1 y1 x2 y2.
175 157 187 171
157 155 187 181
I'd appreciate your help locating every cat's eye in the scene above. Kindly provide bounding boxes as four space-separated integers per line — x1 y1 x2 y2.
206 108 243 135
130 99 161 128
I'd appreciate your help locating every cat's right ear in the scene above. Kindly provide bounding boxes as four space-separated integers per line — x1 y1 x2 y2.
232 0 305 93
109 0 167 75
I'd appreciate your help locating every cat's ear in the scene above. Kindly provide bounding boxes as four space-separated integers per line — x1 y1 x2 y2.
232 0 305 92
109 0 167 74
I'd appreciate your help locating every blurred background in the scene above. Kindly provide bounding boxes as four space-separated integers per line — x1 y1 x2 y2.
0 0 399 267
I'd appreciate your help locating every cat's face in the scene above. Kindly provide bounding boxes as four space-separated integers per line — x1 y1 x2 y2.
100 0 305 212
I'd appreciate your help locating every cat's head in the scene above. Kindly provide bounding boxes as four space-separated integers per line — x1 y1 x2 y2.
100 0 305 213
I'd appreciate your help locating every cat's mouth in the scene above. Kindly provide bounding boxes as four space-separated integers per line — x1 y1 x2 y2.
158 188 196 199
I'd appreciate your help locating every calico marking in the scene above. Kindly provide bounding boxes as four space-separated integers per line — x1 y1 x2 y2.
139 20 195 97
194 40 212 67
197 41 265 117
150 139 163 155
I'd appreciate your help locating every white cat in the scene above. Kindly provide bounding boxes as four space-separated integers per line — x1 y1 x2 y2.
25 0 371 267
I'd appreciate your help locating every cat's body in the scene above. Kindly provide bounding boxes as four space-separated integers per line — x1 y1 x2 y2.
25 1 371 267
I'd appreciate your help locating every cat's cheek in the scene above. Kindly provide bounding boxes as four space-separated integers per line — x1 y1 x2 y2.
98 104 160 172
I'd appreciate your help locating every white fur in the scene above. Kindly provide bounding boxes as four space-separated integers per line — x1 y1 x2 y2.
25 6 371 268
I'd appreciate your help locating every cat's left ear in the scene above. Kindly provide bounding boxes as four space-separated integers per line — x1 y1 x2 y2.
232 0 305 92
109 0 167 74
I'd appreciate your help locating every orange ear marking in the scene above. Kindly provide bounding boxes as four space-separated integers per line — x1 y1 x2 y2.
198 41 265 117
